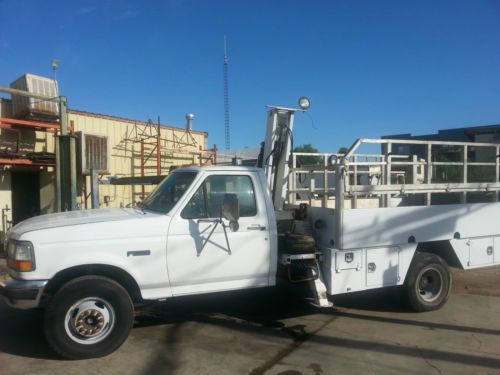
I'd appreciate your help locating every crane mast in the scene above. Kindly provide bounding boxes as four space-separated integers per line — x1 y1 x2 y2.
261 107 297 211
223 36 230 150
260 99 311 211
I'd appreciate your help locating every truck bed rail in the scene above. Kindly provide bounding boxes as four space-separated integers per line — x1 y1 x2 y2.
288 138 500 208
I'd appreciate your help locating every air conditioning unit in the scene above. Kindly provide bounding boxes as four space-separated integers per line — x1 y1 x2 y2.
76 132 110 175
10 74 60 120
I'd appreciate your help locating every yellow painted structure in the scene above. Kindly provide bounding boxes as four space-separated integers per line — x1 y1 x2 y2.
69 109 208 210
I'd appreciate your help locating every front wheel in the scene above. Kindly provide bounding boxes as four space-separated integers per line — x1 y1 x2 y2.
405 252 452 312
44 275 135 359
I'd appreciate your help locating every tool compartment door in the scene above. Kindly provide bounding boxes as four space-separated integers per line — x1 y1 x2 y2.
366 246 399 287
468 237 494 267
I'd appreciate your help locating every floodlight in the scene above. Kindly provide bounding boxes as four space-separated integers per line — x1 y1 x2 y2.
298 97 311 110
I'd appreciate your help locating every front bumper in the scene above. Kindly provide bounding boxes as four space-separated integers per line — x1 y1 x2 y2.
0 274 47 309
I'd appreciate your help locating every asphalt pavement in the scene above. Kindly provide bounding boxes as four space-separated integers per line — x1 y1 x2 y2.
0 260 499 375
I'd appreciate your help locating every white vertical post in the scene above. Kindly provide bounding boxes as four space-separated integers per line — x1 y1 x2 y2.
412 155 418 184
385 142 392 207
335 164 345 249
462 145 468 204
426 144 432 206
378 155 385 208
309 172 315 207
323 155 328 208
353 155 358 209
496 145 499 202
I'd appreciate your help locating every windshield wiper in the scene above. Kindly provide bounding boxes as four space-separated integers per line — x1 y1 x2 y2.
134 201 147 214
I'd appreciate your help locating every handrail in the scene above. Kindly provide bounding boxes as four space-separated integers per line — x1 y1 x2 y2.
288 138 500 209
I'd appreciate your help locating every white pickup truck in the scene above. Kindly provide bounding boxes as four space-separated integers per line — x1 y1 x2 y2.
2 166 279 358
2 104 500 359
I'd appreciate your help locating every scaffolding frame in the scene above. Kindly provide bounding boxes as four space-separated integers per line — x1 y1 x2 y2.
0 117 58 167
113 117 217 199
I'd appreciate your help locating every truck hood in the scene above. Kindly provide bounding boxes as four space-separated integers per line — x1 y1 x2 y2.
10 208 146 236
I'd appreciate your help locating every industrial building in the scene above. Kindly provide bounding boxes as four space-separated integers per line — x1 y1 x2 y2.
0 74 213 246
382 124 500 175
383 124 500 143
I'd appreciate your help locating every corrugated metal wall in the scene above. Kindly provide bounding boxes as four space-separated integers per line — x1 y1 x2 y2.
70 111 208 209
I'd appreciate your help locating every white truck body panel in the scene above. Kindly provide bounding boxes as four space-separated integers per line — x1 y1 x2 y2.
311 203 500 295
450 237 499 269
341 203 500 250
320 244 417 295
11 209 173 300
311 203 500 251
10 208 140 236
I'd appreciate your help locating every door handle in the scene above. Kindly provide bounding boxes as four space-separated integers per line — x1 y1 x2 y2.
247 224 266 231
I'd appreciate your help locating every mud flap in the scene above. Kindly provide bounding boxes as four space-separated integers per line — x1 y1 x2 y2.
309 261 333 307
280 253 333 308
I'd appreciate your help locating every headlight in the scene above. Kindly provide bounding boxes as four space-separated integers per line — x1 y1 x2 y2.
6 240 36 272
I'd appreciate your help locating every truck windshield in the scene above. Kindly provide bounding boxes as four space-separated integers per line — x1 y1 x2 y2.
140 171 197 214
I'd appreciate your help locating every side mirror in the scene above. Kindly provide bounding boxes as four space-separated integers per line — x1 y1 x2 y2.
221 193 240 231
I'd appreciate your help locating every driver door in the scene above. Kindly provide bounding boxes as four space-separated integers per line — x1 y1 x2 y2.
166 172 271 296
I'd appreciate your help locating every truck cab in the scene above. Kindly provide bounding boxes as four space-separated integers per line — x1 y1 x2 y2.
1 166 277 359
163 166 277 295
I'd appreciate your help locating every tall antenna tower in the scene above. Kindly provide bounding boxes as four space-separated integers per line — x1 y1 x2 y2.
51 59 60 80
223 35 230 150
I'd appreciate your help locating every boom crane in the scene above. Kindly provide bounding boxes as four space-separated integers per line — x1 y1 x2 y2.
259 98 332 307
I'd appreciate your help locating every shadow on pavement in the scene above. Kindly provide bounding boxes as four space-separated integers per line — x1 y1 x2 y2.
135 283 408 328
0 301 59 360
332 286 410 312
1 281 498 371
134 285 500 372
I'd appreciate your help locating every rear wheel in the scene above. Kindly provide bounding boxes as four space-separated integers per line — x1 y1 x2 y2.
44 275 134 359
405 252 452 312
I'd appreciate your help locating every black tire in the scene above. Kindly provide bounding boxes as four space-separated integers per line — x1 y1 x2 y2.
405 252 452 312
44 275 134 359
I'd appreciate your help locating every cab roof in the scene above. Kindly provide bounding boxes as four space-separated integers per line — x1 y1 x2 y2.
173 165 262 173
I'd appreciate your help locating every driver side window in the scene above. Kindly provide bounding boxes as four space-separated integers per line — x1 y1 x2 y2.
181 175 257 219
181 184 207 219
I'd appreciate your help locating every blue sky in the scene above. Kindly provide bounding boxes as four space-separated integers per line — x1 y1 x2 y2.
1 0 499 152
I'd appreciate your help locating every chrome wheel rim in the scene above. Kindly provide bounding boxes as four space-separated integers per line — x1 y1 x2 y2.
417 267 443 303
64 297 115 345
